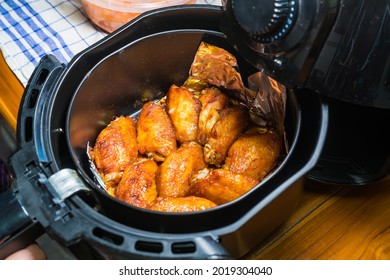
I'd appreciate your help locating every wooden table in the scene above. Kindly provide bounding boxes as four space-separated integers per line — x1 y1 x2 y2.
0 53 23 132
1 52 389 260
243 180 390 260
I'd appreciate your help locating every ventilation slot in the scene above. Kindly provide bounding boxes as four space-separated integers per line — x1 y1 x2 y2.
24 116 33 142
171 242 196 254
135 241 163 253
28 89 40 109
92 227 124 246
35 68 49 85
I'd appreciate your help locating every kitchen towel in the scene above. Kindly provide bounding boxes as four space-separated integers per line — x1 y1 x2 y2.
0 0 221 86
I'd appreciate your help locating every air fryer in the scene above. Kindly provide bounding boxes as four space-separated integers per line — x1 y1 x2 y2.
0 5 327 259
1 0 388 259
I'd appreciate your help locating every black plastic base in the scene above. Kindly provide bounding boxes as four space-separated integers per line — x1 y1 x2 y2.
308 97 390 185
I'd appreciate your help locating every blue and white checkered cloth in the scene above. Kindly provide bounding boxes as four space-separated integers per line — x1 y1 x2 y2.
0 0 221 86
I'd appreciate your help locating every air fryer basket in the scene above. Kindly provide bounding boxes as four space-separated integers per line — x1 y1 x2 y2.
2 5 328 259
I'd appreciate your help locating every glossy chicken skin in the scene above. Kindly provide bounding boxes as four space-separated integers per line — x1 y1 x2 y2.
189 169 259 205
166 85 201 143
203 105 248 167
156 142 206 198
92 116 138 185
197 87 228 145
137 101 176 162
115 159 158 208
224 132 283 181
149 196 217 212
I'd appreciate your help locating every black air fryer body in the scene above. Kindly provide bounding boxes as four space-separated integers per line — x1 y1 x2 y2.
0 0 389 259
223 0 390 184
0 6 327 260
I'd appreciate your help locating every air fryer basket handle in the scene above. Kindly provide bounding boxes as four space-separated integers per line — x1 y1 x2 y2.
0 189 44 259
0 55 64 259
0 189 31 242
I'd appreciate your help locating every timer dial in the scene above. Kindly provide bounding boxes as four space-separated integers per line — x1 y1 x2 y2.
230 0 298 43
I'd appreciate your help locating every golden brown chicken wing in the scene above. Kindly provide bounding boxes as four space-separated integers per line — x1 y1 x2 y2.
224 132 283 181
197 87 228 145
115 159 158 208
137 101 177 162
91 116 138 185
203 105 248 167
149 196 217 212
166 85 201 143
189 169 259 205
156 142 206 198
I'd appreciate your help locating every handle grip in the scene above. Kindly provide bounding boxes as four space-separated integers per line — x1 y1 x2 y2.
0 189 31 242
0 159 11 194
0 189 44 260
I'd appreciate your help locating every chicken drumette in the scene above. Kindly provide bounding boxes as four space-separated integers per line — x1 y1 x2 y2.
197 87 228 145
224 132 283 181
91 116 138 187
203 105 248 167
166 85 201 143
149 196 217 212
156 142 206 198
189 169 259 205
115 159 158 208
137 101 177 162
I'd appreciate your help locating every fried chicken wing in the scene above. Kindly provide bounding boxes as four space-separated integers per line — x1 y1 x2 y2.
149 196 217 212
197 87 228 145
91 116 138 185
137 101 177 162
90 41 288 213
224 132 283 181
189 169 259 205
115 159 158 208
166 85 201 143
203 105 248 167
156 142 206 198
